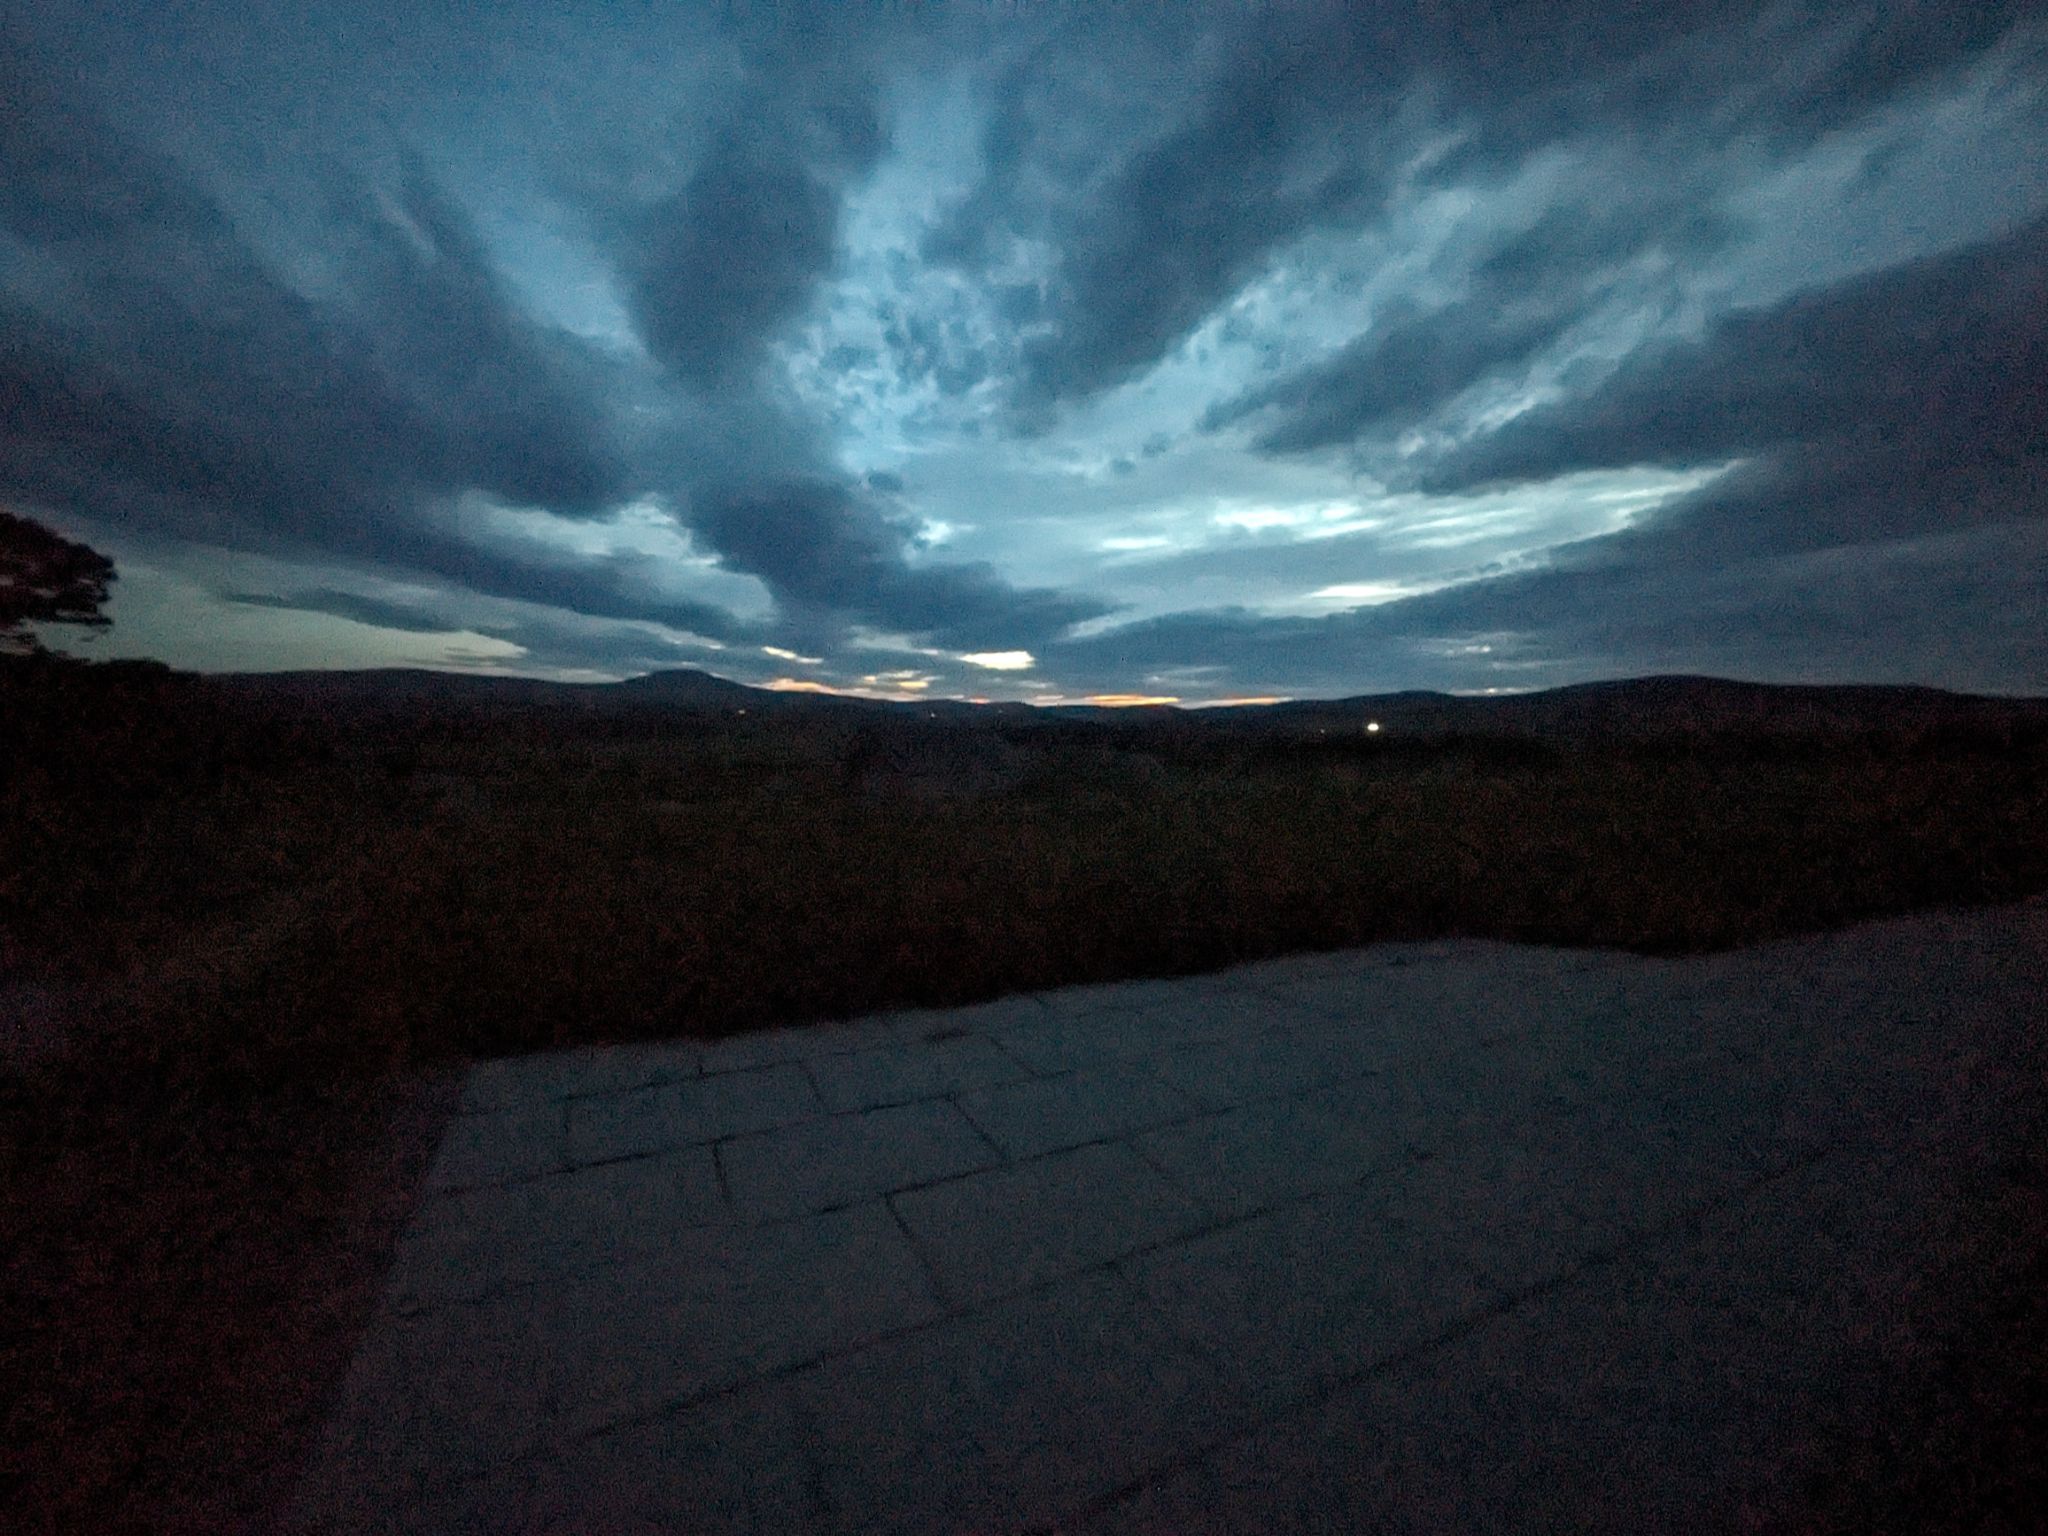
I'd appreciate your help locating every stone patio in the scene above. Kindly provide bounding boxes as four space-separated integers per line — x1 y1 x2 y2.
286 899 2048 1533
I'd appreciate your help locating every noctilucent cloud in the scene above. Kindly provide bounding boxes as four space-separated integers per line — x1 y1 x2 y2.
5 3 2046 701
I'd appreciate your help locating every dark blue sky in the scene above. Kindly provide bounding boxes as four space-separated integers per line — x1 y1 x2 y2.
4 2 2045 700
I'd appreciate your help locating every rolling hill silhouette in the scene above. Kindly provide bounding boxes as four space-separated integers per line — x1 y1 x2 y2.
215 667 2048 740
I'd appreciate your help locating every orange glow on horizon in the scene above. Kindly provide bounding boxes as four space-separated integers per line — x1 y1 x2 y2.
754 682 1285 709
764 676 949 702
763 677 853 695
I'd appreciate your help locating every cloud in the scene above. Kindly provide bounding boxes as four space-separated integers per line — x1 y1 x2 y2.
960 650 1034 671
379 531 752 643
1418 211 2048 557
1044 209 2048 699
690 477 1109 650
597 29 1108 653
0 39 1084 661
1209 194 1736 454
1009 9 1392 409
337 166 629 517
971 2 2044 412
0 52 638 597
222 587 461 636
6 4 2045 697
212 574 757 680
1047 518 2048 697
1049 209 2048 698
1219 304 1579 455
632 131 853 386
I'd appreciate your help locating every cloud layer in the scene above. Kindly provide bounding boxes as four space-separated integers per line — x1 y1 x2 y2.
3 2 2044 696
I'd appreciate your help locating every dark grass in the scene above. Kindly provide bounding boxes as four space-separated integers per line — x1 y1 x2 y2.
5 655 2048 1528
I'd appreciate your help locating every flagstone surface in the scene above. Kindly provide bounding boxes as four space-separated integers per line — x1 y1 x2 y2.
288 899 2048 1533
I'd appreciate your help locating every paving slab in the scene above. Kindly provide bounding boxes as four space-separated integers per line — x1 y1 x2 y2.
423 1098 568 1192
804 1031 1034 1112
1134 1086 1412 1220
1033 969 1263 1019
789 1268 1244 1535
955 1059 1200 1159
719 1097 1001 1220
1122 1179 1507 1417
390 1146 725 1309
696 1022 841 1076
990 989 1304 1075
458 1039 702 1114
563 1061 820 1164
1193 1144 2048 1536
1147 1022 1376 1110
891 1140 1211 1307
521 1200 941 1438
291 897 2048 1534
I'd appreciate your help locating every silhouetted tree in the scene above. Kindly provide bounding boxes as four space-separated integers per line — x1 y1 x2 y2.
0 507 115 655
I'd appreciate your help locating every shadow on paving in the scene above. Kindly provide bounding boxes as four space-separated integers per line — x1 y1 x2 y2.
284 900 2048 1534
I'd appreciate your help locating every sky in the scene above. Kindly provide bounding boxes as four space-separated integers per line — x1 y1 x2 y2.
4 2 2046 702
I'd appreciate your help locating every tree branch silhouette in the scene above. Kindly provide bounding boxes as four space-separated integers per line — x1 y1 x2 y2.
0 508 116 655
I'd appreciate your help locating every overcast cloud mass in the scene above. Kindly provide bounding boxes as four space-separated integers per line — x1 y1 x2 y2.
3 2 2045 698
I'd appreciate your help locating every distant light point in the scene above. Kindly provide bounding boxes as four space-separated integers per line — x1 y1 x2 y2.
1366 721 1382 733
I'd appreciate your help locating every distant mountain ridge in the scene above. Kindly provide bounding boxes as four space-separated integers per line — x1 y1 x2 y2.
210 666 2048 740
1237 675 2048 740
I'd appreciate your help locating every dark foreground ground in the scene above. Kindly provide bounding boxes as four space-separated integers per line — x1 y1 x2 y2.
293 902 2048 1535
3 657 2046 1530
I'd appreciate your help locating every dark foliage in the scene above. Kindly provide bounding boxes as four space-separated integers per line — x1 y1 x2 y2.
0 508 115 655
